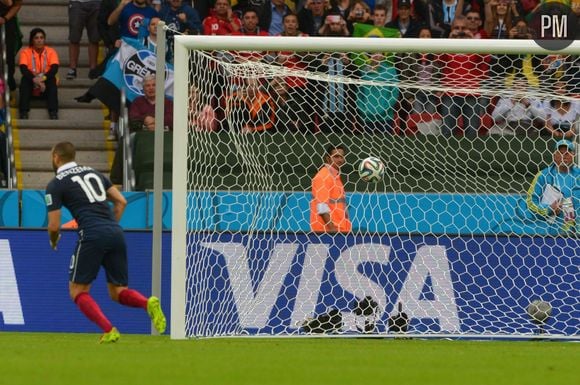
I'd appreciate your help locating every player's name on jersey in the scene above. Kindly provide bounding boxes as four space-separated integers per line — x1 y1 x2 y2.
56 166 93 180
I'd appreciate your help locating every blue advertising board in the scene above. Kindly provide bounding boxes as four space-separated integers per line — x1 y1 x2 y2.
0 230 171 334
0 190 19 227
187 232 579 337
17 189 571 236
1 230 577 337
21 191 148 229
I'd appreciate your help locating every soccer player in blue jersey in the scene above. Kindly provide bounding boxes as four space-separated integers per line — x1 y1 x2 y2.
46 141 166 343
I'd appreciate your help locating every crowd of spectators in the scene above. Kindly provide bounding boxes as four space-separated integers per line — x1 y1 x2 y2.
162 0 577 137
30 0 566 139
0 0 576 192
3 0 579 139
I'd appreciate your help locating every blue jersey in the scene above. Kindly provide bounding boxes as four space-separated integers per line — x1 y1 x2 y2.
158 3 201 34
45 162 117 230
119 3 158 38
527 164 580 233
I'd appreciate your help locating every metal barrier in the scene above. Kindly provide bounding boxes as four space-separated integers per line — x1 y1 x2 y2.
119 88 135 191
1 24 17 189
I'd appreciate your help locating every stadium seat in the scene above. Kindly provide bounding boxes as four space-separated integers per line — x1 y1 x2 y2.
132 132 173 191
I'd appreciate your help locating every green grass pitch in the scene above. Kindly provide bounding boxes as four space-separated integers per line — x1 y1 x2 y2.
2 333 578 385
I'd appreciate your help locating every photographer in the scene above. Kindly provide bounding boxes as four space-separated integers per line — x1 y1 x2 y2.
508 18 532 39
319 13 349 36
346 0 372 34
448 14 474 38
490 75 544 136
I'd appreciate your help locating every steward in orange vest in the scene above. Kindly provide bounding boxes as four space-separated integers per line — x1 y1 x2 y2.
310 145 352 233
18 27 60 120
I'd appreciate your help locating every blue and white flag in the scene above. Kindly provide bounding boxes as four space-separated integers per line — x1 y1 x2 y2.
90 37 174 113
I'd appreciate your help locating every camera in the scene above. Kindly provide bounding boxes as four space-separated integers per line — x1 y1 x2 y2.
327 15 341 23
456 31 466 37
515 26 529 38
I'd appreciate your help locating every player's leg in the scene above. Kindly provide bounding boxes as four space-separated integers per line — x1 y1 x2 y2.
108 283 146 308
102 230 147 308
104 228 166 333
69 240 118 342
146 296 166 334
107 283 166 334
71 282 120 343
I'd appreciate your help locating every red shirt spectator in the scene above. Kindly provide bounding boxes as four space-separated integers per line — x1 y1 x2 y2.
438 15 490 136
202 0 241 35
230 8 269 61
439 53 490 93
465 10 488 38
231 9 269 36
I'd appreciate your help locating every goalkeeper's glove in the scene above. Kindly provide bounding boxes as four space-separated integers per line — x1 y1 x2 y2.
50 234 61 251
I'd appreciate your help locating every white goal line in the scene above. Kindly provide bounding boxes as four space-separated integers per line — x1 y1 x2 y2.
196 333 580 342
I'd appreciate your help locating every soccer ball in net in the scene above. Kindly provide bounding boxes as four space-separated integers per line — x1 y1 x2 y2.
526 300 552 324
358 156 385 183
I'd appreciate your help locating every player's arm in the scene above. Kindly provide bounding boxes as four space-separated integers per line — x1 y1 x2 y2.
47 209 61 250
107 185 127 222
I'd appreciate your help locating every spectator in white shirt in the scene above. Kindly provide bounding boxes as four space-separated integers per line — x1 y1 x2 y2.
542 79 580 139
490 77 544 136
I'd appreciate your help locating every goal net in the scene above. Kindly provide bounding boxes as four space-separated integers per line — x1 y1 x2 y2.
170 36 579 340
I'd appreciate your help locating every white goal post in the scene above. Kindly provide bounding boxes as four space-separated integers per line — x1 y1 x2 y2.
170 35 580 340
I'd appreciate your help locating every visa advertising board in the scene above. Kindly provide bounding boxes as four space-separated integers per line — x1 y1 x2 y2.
1 230 577 337
187 233 578 336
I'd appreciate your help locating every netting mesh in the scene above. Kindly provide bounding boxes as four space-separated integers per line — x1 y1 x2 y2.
178 43 579 338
